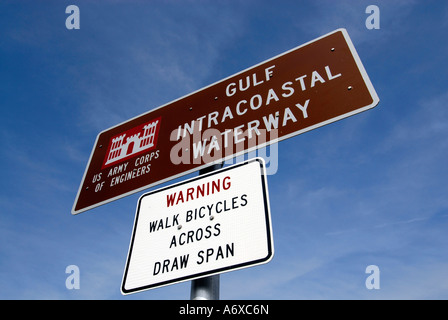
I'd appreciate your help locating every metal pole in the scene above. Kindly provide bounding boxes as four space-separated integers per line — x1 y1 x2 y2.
190 162 223 300
190 274 220 300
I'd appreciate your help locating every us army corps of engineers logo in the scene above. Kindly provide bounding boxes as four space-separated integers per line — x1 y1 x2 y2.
102 116 161 169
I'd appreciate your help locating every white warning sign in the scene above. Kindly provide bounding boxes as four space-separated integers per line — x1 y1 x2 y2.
121 157 273 294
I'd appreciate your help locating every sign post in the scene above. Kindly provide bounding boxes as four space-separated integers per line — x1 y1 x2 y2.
190 275 220 300
190 162 223 300
72 28 379 215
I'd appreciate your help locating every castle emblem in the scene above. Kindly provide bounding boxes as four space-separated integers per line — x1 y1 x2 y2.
102 117 161 169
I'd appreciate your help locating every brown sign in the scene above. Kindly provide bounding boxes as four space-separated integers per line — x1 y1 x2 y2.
72 28 379 215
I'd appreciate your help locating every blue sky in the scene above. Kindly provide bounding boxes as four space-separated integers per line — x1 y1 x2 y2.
1 0 447 299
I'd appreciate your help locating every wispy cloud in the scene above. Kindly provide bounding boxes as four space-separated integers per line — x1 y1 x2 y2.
62 2 250 133
294 0 418 44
